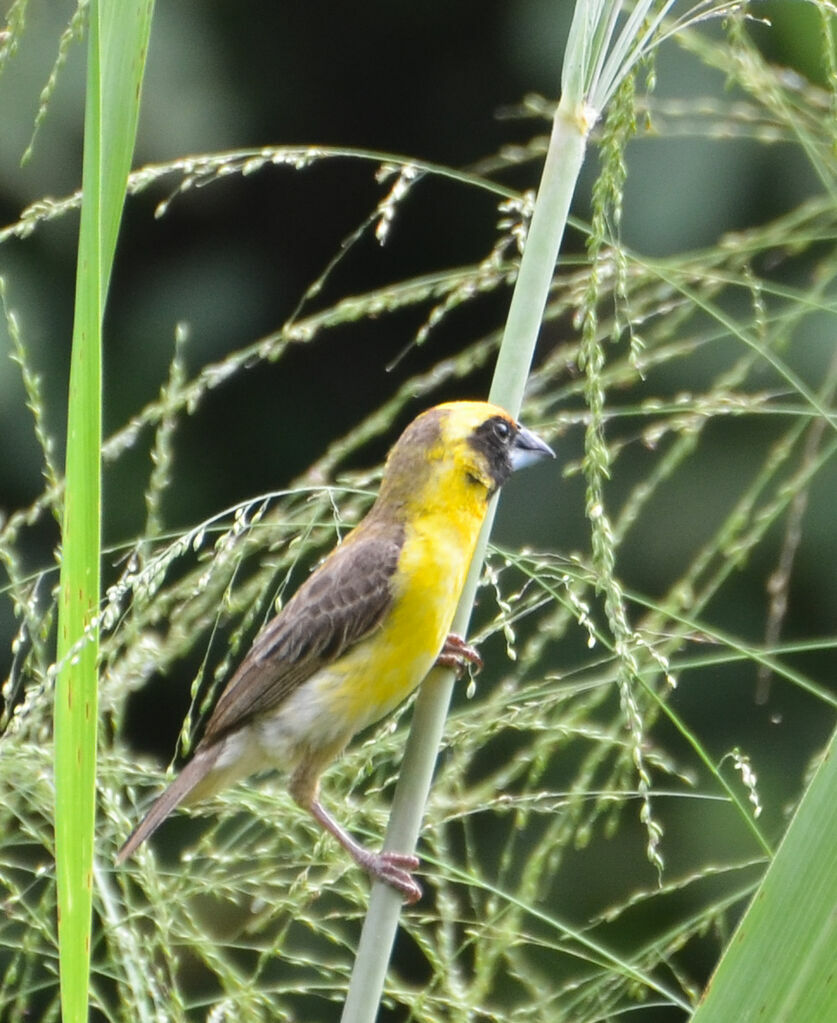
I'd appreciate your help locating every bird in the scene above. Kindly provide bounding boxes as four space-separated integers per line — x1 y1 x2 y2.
117 400 554 902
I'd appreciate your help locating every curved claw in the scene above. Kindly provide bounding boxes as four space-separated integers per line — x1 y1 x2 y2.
365 850 423 904
436 633 483 676
306 797 423 903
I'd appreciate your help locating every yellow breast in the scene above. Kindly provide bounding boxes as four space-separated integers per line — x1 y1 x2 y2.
324 492 485 735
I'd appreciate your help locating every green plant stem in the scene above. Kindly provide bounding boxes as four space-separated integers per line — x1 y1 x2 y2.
341 92 589 1023
54 4 153 1021
54 11 106 1020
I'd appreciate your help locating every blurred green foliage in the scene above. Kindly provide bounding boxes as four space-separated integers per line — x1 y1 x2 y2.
0 3 835 1021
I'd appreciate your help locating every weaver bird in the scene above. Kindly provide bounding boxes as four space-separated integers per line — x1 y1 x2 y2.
117 401 554 901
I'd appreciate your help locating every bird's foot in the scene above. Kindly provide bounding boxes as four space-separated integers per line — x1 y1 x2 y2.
436 633 482 676
307 797 422 903
358 848 422 904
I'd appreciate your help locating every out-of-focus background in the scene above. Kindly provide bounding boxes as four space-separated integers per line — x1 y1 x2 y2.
0 2 825 530
0 3 835 1021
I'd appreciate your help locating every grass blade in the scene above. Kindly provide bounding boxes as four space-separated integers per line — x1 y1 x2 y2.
54 3 154 1021
690 727 837 1023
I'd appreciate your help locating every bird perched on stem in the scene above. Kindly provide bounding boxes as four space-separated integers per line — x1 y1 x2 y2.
118 401 554 902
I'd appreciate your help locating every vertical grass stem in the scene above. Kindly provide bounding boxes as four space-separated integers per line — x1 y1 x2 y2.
53 4 154 1020
341 90 590 1023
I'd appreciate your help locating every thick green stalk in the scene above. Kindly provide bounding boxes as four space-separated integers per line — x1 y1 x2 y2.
54 10 105 1016
54 4 153 1021
341 93 589 1023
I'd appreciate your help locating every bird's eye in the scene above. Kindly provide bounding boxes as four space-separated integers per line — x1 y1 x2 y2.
492 418 511 442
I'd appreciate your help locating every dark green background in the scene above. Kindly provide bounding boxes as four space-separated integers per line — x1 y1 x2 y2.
0 3 834 1020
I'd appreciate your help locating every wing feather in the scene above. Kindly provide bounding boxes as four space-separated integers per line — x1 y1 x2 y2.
202 524 402 741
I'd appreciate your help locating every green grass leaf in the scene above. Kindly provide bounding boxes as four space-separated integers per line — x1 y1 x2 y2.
53 3 154 1022
691 727 837 1023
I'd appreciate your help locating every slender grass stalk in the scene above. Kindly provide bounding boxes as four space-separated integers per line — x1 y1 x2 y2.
342 20 594 1023
54 4 153 1021
342 3 747 1017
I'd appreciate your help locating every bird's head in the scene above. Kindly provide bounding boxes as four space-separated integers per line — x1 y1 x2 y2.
377 401 555 514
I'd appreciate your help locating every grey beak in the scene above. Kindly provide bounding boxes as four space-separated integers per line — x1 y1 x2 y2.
510 423 555 471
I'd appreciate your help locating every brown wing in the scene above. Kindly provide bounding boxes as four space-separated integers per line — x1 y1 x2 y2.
201 522 403 742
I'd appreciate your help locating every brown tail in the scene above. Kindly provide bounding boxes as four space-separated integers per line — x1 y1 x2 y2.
116 745 221 864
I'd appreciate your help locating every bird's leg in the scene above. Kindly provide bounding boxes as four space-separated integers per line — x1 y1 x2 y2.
290 762 421 903
436 633 482 676
308 799 422 904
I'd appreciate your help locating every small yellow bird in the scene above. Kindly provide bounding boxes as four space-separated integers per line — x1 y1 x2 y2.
117 401 553 901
